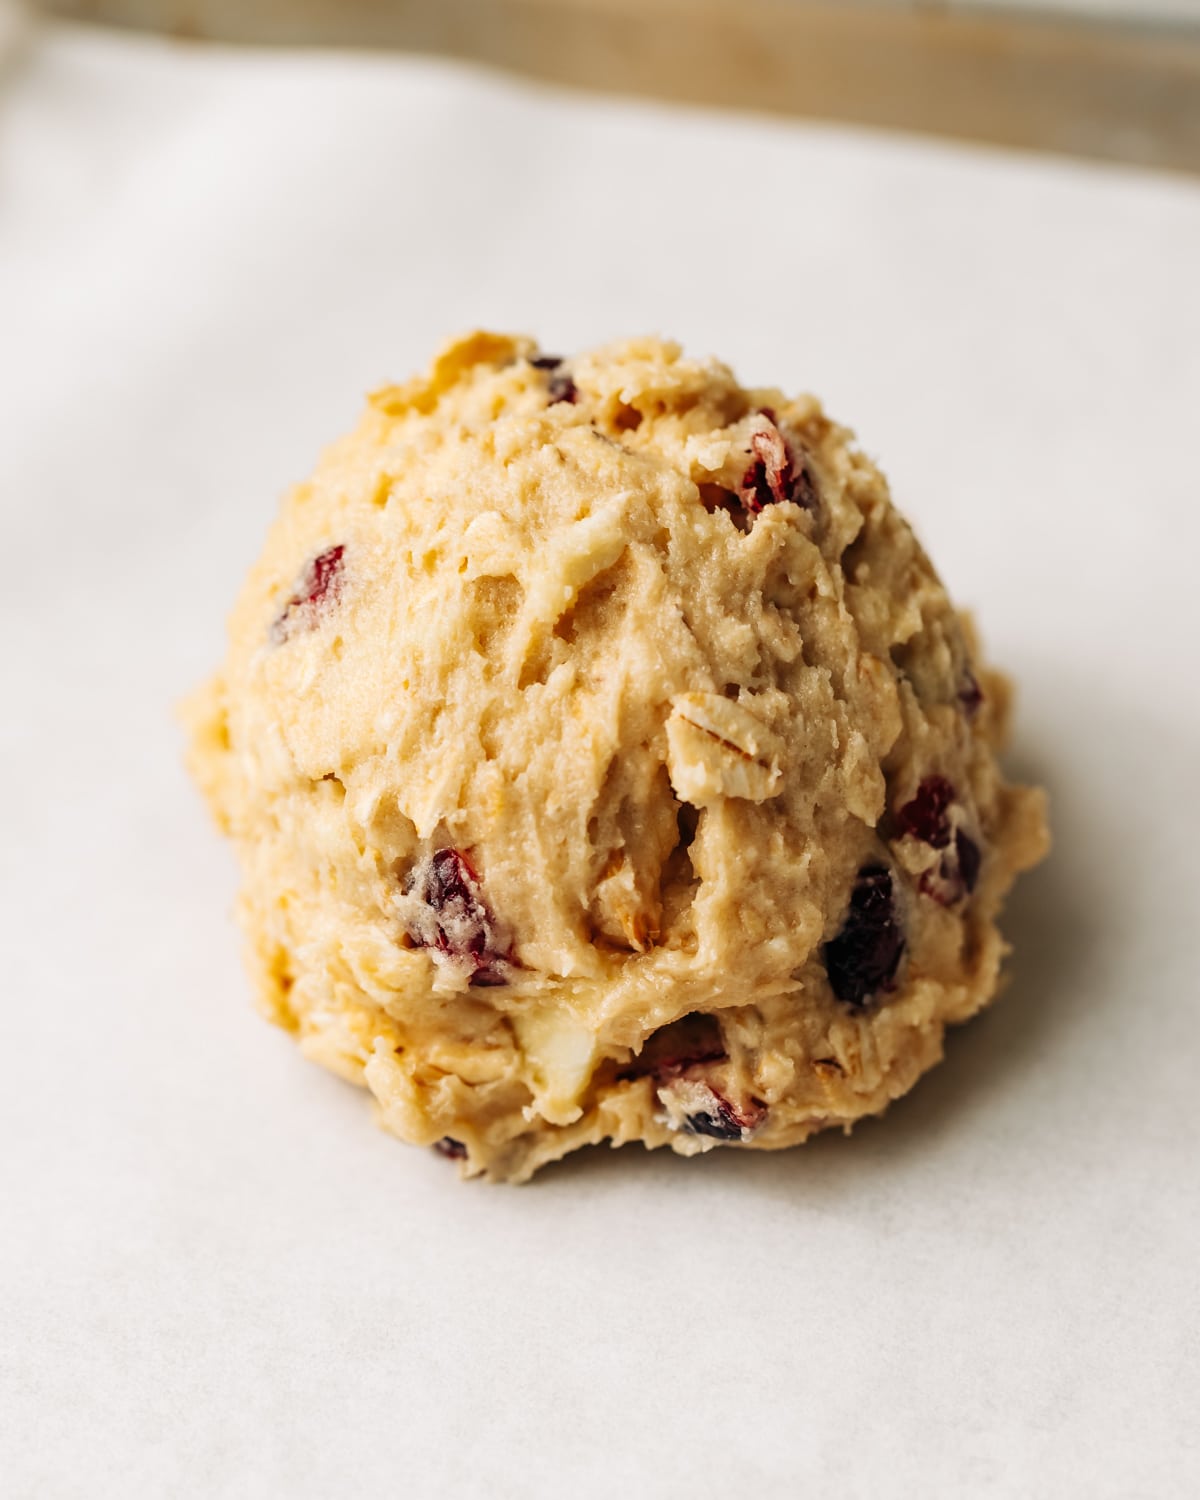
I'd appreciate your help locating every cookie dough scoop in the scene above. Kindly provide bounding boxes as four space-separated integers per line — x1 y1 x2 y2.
185 331 1049 1181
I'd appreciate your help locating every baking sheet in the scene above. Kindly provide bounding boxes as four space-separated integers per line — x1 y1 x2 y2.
2 20 1198 1498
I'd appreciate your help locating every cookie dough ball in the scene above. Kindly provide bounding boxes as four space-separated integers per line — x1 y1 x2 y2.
186 331 1049 1182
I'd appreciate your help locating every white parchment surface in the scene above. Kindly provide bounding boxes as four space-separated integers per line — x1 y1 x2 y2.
2 21 1198 1498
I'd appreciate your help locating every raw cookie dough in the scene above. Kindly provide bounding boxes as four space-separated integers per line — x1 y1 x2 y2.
185 332 1049 1182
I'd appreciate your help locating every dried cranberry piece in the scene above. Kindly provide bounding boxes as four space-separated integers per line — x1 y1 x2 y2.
530 354 578 405
423 850 489 954
955 830 981 893
791 464 819 511
897 777 983 906
738 419 789 512
685 1093 747 1141
434 1136 467 1160
918 834 984 900
403 848 510 984
958 671 984 717
270 544 345 644
919 830 983 907
684 1087 767 1141
897 775 955 849
823 864 905 1008
658 1078 767 1141
736 410 817 515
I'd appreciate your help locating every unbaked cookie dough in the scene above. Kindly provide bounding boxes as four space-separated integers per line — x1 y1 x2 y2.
185 331 1049 1182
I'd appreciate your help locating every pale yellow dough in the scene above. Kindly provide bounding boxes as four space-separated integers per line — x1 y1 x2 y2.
186 332 1049 1182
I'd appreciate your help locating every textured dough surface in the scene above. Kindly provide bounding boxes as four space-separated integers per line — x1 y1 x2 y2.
185 331 1049 1182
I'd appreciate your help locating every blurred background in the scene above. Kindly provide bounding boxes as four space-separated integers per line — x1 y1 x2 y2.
21 0 1200 172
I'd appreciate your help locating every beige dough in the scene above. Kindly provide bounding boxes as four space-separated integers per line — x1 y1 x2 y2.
185 331 1049 1181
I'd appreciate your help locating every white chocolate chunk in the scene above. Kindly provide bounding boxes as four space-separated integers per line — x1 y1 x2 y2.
514 1008 600 1126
